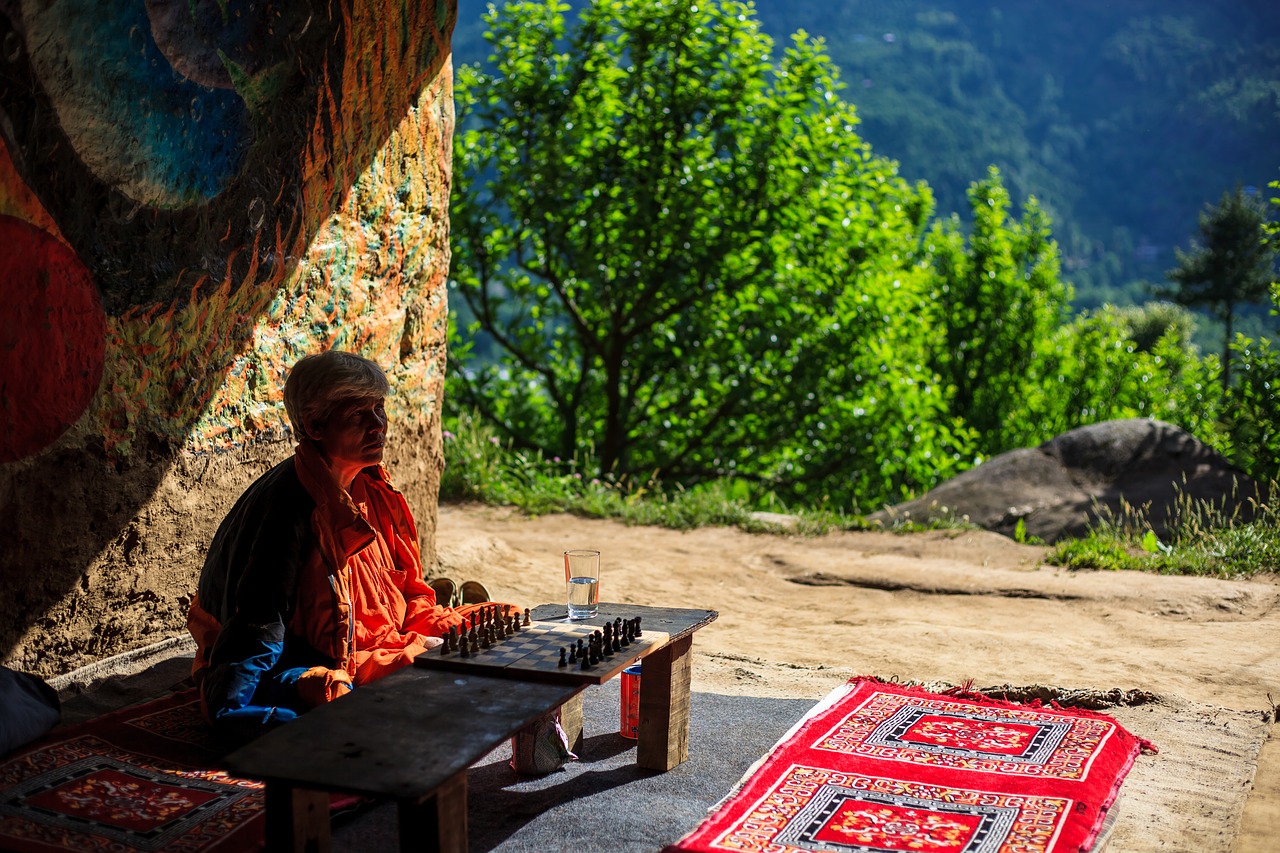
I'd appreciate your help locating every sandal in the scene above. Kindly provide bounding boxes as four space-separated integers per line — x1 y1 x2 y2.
459 580 492 605
428 577 459 607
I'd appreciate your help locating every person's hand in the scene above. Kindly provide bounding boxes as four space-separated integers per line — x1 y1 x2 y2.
298 666 353 705
422 635 444 650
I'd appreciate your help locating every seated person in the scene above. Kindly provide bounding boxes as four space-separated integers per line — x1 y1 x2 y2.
187 350 502 737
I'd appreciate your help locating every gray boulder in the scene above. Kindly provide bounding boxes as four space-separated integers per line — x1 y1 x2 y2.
867 419 1264 542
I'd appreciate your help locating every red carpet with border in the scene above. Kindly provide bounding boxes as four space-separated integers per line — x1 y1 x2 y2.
665 677 1156 853
0 689 356 852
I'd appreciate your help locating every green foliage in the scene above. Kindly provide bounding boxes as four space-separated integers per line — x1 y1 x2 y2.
1107 301 1197 353
1046 485 1280 579
454 2 1280 305
1162 186 1278 387
449 0 969 511
440 409 857 533
922 167 1070 453
1049 538 1134 572
1222 335 1280 482
1266 176 1280 308
448 1 1279 513
1032 308 1225 440
917 170 1224 458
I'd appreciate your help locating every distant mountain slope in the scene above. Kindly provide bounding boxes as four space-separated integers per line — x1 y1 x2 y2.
451 0 1280 309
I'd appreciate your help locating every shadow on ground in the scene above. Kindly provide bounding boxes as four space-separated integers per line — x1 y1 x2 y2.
334 684 814 852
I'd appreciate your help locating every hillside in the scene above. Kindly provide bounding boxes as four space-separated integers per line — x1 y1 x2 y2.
451 0 1280 317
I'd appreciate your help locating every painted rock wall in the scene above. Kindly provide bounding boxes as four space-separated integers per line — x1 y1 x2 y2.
0 0 457 677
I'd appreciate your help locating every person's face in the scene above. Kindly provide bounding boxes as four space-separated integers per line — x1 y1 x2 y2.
312 396 388 471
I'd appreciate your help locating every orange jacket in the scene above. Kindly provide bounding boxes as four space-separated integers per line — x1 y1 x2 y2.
188 441 465 730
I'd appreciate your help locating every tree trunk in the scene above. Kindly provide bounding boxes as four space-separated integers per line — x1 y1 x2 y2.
601 348 626 474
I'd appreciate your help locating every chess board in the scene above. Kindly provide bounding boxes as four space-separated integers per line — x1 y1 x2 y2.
414 620 668 685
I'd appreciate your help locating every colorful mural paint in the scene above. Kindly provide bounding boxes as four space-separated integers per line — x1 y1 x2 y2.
0 0 457 461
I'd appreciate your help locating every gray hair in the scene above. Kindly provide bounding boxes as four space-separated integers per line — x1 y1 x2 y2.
283 351 390 439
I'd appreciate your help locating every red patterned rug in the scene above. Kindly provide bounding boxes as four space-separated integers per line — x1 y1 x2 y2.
0 689 355 852
665 677 1156 853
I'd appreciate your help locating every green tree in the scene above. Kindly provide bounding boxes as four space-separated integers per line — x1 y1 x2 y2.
449 0 968 509
1164 187 1278 389
1216 175 1280 481
922 168 1070 455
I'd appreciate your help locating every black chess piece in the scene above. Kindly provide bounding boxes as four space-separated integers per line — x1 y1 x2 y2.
559 647 567 667
580 653 590 670
568 644 577 663
634 617 642 637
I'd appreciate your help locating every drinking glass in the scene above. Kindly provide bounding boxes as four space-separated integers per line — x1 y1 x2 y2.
564 549 600 620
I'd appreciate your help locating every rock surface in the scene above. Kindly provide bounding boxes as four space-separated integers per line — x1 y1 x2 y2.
867 419 1264 542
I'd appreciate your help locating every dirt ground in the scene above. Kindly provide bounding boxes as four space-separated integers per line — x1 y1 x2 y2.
435 503 1280 853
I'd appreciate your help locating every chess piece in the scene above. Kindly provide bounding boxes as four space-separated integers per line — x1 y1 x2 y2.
523 608 531 626
580 653 590 670
568 644 577 663
559 648 568 667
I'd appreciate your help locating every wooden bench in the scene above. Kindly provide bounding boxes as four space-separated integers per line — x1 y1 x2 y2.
224 604 717 852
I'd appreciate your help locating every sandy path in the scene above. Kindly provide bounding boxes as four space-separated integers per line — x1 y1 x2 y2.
435 503 1280 852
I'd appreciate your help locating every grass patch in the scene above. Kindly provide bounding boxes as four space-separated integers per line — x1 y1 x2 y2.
1046 487 1279 579
440 411 864 534
443 412 1277 577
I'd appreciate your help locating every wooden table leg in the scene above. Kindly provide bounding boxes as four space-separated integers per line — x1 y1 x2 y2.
398 769 467 853
264 782 331 853
636 634 693 771
559 692 585 754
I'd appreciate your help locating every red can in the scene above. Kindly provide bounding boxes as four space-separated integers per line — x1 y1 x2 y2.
620 663 642 739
